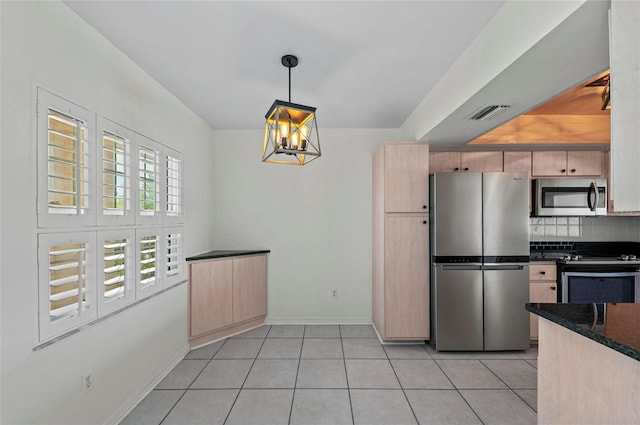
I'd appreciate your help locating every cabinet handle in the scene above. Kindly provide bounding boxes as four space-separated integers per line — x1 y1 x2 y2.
550 286 556 290
463 167 469 171
454 167 459 171
540 271 546 275
423 220 427 224
422 205 427 209
570 169 576 173
561 169 566 173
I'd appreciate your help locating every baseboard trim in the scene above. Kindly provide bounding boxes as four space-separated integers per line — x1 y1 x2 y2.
104 345 190 425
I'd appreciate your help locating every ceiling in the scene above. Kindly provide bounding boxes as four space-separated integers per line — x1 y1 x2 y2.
65 1 611 146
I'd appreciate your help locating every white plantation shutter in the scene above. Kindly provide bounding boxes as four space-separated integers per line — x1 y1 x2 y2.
98 117 133 225
97 230 135 315
136 136 164 224
39 232 97 341
165 150 183 223
38 89 96 227
165 228 185 286
35 89 187 344
136 229 163 297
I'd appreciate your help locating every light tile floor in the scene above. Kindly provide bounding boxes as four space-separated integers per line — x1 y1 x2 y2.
121 325 538 425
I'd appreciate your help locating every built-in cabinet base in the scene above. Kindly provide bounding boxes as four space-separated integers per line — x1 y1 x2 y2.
189 316 265 348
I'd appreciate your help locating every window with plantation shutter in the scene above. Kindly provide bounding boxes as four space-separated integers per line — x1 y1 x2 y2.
36 89 187 345
165 151 183 222
137 230 163 296
98 118 133 225
38 232 97 341
38 89 95 227
137 139 163 224
165 228 184 286
97 230 135 315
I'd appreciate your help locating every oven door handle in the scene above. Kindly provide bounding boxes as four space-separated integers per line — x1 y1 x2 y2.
588 182 597 212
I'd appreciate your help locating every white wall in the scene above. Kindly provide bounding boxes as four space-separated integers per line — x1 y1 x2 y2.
1 3 216 424
530 216 640 242
211 129 401 324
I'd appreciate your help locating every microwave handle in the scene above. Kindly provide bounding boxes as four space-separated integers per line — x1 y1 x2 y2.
588 182 597 212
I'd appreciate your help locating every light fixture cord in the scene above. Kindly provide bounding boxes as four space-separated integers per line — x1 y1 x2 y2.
288 65 292 103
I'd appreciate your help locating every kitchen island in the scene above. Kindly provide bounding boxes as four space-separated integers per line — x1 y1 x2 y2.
526 303 640 424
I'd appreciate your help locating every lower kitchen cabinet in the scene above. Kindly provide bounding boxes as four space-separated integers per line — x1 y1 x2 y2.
373 215 430 340
529 262 558 340
188 253 268 347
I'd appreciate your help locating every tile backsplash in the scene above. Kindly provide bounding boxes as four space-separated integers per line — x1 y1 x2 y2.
529 216 640 241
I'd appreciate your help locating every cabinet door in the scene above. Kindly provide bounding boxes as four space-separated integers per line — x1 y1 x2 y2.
429 151 461 173
532 151 568 176
567 151 605 177
461 151 504 172
529 278 558 339
190 260 233 337
384 215 429 338
384 144 429 212
233 255 267 323
504 151 532 174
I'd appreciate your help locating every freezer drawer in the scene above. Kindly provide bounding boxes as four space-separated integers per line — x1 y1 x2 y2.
433 265 483 350
483 266 530 350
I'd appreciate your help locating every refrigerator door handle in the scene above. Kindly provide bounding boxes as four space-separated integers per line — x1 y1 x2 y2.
440 264 482 271
482 264 526 270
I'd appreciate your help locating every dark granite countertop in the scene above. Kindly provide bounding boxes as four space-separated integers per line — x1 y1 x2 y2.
526 303 640 361
186 249 270 262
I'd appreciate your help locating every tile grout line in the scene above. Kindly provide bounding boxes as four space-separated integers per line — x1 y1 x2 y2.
221 326 271 425
386 343 422 425
431 356 486 425
157 338 228 425
478 358 539 413
287 325 305 425
339 325 356 425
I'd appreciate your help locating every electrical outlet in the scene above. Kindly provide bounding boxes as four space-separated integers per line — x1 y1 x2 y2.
82 371 93 394
332 289 338 298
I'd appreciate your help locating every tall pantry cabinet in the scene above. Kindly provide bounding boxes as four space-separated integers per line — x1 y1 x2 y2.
373 142 430 340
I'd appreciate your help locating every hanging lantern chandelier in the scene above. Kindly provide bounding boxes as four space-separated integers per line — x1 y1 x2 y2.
262 55 321 165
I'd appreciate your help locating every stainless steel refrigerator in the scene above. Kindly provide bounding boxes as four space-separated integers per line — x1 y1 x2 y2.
430 172 530 351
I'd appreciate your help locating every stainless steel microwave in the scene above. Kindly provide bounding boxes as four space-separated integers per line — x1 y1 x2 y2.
532 178 607 216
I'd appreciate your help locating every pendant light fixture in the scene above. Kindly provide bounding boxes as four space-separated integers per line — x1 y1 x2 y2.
262 55 321 165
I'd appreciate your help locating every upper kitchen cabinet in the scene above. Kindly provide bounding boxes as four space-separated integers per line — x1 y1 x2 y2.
382 143 429 213
532 151 605 177
429 151 503 173
503 151 532 174
609 1 640 212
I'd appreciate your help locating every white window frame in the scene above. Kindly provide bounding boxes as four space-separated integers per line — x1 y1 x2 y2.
38 232 97 342
135 136 164 225
96 117 134 226
164 227 185 287
136 228 164 298
96 230 136 316
164 149 184 224
37 89 96 228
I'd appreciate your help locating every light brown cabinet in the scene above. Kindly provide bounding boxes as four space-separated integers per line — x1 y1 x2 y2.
429 151 503 173
188 254 268 347
503 151 532 173
532 151 605 177
383 215 430 338
529 262 557 340
384 143 429 212
373 142 430 340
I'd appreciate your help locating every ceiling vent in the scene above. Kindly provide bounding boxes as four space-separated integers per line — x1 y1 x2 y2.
466 105 511 121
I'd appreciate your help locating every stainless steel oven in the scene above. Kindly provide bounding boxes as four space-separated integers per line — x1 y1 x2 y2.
561 271 640 303
559 260 640 303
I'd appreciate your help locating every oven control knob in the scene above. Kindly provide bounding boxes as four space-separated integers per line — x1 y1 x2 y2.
629 255 637 261
621 255 629 261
